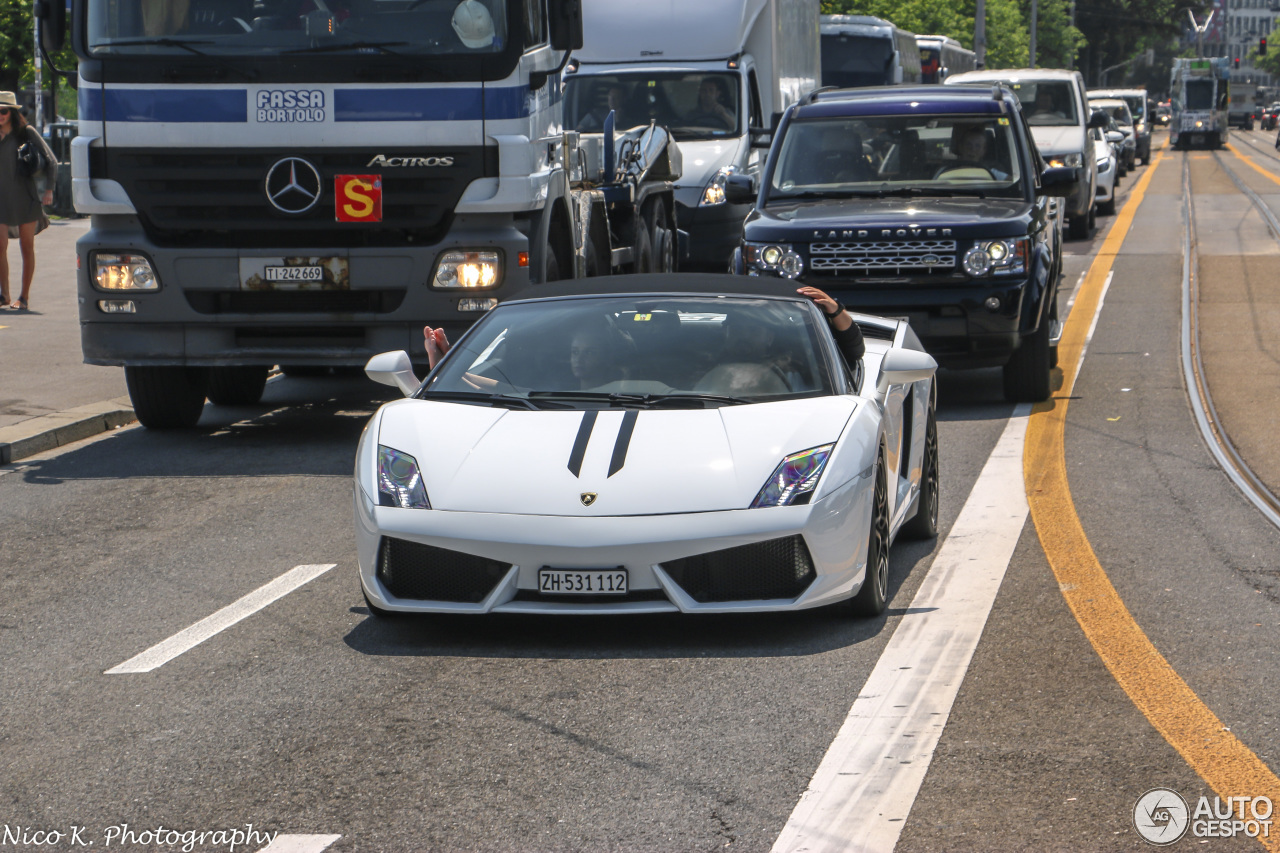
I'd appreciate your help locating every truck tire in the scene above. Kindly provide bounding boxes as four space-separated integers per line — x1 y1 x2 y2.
1002 316 1052 402
207 366 269 406
650 201 675 273
633 219 654 273
125 366 208 429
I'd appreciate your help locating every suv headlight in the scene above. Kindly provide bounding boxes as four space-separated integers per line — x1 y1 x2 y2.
93 253 159 291
963 237 1029 277
432 250 501 289
700 167 737 206
1046 153 1083 169
743 242 804 279
377 446 431 509
751 444 834 508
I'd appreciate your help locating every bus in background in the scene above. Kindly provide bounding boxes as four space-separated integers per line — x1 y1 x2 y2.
916 35 976 83
820 15 922 88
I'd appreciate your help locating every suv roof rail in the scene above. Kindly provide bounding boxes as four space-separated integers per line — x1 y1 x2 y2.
802 86 841 104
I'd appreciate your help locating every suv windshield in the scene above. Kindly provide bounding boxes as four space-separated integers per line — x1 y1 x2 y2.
768 114 1025 200
1001 80 1079 126
563 73 740 139
87 0 509 56
422 296 834 405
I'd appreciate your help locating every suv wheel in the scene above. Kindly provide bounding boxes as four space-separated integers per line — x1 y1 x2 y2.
1003 316 1052 402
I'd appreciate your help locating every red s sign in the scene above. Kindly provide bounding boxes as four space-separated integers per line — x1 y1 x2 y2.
335 175 382 222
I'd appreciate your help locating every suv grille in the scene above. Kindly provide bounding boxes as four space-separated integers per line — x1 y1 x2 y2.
95 146 496 249
377 537 509 603
661 535 816 603
810 240 957 274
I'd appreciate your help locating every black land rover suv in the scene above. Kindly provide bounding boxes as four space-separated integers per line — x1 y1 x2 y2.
728 85 1075 402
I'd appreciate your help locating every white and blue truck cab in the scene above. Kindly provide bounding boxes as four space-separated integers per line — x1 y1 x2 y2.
37 0 679 427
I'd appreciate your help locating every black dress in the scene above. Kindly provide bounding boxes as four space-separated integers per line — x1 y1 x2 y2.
0 127 57 228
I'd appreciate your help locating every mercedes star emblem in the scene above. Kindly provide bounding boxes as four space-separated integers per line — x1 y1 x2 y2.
265 157 322 214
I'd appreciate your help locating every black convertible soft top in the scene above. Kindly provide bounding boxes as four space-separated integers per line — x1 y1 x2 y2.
505 273 812 303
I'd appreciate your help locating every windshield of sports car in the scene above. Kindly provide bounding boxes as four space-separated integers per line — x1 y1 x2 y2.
1005 81 1079 127
87 0 509 56
767 114 1024 201
420 296 837 407
563 73 741 139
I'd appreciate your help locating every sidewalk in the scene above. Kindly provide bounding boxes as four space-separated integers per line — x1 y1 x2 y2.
0 217 134 462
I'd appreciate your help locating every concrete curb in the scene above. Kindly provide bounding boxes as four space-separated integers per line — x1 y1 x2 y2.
0 398 136 464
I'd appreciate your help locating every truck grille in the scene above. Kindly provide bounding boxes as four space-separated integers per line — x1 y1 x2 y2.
809 240 957 274
94 146 496 250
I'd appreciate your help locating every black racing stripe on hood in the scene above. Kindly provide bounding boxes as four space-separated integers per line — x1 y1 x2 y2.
567 411 597 478
608 411 638 478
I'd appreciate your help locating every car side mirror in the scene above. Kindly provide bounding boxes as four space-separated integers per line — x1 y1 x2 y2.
1039 165 1080 197
749 126 772 149
1089 110 1110 129
365 351 421 397
724 174 756 205
1105 130 1124 143
876 349 937 396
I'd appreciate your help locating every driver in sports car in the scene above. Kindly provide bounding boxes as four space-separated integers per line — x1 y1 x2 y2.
422 285 864 373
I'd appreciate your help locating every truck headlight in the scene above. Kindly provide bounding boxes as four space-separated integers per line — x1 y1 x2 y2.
700 167 737 206
93 253 159 291
743 242 804 279
377 446 431 509
963 238 1028 277
1047 153 1083 169
432 250 501 289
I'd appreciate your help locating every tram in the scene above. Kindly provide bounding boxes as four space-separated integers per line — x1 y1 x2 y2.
1170 57 1231 149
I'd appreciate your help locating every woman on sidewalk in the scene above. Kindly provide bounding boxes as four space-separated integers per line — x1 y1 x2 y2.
0 92 57 311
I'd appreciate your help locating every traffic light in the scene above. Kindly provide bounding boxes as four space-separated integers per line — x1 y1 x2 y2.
1262 37 1269 55
1235 57 1241 68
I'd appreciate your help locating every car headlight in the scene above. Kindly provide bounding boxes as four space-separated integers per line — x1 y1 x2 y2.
743 242 804 279
1046 153 1083 169
377 446 431 509
94 253 159 291
700 166 737 206
963 237 1028 277
432 250 501 289
750 444 833 508
1097 158 1112 173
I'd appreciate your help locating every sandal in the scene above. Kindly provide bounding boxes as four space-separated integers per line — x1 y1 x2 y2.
9 298 28 310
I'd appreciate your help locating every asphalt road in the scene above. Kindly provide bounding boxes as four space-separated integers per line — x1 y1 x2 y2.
3 131 1280 852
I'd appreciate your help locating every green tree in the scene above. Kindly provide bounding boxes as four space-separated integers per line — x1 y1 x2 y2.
0 0 34 93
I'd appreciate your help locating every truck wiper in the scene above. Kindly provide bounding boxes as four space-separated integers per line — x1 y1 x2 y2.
100 37 216 54
769 190 864 201
283 40 407 55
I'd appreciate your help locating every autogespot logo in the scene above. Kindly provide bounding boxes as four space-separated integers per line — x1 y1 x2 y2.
264 157 322 215
1134 788 1190 845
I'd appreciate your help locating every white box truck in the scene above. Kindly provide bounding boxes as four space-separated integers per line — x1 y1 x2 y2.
563 0 820 270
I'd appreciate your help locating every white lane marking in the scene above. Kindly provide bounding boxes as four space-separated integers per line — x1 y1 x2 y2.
257 835 342 853
1064 270 1087 313
1078 272 1113 375
771 406 1032 853
106 564 337 674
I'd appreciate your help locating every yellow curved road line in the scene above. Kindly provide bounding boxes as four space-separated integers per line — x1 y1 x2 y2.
1024 146 1280 848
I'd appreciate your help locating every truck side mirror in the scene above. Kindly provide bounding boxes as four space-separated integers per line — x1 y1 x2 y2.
724 174 756 205
35 0 66 54
547 0 584 51
748 127 772 149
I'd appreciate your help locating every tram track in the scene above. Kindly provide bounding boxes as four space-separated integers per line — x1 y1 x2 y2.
1180 148 1280 529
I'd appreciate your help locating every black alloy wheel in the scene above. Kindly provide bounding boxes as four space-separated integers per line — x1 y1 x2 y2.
650 201 675 273
846 455 890 617
900 406 939 540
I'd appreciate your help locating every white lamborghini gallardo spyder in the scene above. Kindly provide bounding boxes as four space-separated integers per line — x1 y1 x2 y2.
354 275 938 618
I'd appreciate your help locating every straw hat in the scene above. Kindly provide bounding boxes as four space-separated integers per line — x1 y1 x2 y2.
0 92 26 112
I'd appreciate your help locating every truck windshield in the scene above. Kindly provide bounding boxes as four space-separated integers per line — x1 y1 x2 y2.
820 34 894 87
87 0 509 56
1184 80 1215 111
1004 81 1079 127
768 114 1024 201
563 72 740 140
